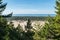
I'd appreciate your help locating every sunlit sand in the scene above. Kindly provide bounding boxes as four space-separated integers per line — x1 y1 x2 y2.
8 20 46 31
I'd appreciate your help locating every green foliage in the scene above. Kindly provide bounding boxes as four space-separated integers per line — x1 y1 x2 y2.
24 19 35 40
0 0 34 40
38 0 60 40
0 0 8 40
25 19 32 30
8 16 47 21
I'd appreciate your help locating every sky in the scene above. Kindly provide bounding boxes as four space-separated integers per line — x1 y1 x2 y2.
3 0 56 14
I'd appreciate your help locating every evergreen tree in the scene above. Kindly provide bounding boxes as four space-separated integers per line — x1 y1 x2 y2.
0 0 7 14
0 0 15 40
0 0 8 40
0 0 35 40
24 19 35 40
38 0 60 40
25 19 32 31
16 24 23 40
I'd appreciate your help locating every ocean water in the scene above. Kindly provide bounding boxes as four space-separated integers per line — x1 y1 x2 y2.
13 14 56 17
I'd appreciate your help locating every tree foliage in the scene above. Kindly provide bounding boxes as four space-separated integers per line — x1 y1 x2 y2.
0 1 35 39
25 19 35 40
38 0 60 40
0 0 22 40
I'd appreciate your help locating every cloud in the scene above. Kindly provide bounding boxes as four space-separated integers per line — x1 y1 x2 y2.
3 9 55 15
13 9 55 14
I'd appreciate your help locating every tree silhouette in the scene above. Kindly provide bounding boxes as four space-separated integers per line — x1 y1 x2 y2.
24 19 35 40
25 19 32 31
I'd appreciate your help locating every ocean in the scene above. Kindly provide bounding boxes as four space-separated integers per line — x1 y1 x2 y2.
13 14 56 17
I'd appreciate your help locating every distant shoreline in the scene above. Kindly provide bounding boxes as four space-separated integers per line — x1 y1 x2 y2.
12 14 56 17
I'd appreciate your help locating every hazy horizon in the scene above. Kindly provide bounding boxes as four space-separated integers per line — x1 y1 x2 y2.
12 14 56 16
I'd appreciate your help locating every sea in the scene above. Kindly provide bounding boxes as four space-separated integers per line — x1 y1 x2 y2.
13 14 56 17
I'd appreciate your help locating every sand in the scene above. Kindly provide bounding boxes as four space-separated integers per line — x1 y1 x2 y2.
8 20 46 31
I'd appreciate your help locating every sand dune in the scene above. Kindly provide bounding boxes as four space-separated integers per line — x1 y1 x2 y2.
8 20 46 31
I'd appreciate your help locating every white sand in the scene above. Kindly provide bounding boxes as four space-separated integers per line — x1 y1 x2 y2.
8 20 46 31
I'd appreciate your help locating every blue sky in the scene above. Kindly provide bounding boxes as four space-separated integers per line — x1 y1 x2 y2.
3 0 55 14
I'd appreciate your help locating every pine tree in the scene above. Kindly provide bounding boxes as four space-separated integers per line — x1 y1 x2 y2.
53 0 60 39
0 0 8 40
38 0 60 40
0 0 14 40
24 19 35 40
55 0 60 25
0 0 7 14
25 19 32 31
16 24 23 40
